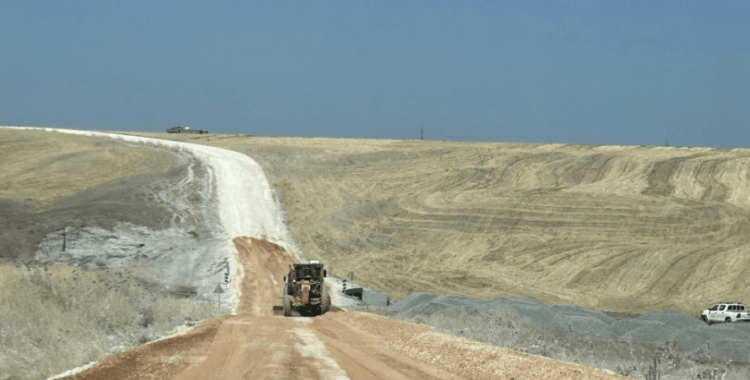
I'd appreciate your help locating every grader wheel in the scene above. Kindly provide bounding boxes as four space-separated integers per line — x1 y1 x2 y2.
282 285 292 317
320 290 331 315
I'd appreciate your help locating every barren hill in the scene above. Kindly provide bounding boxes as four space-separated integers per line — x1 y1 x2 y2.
142 133 750 315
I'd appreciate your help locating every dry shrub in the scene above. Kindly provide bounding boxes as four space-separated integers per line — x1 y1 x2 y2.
0 261 219 380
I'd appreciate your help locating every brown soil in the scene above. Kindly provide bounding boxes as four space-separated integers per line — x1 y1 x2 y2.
61 237 629 380
61 317 223 380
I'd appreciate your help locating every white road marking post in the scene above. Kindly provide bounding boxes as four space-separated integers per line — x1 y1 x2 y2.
214 283 224 313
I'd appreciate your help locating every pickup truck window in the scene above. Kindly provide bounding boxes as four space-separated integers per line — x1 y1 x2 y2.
710 305 718 311
719 305 726 311
742 306 746 311
730 306 736 311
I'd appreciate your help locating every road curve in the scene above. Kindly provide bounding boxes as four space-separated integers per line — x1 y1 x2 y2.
60 237 626 380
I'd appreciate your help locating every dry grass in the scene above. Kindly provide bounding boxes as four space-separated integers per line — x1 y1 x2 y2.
0 261 219 380
133 132 750 316
0 129 176 211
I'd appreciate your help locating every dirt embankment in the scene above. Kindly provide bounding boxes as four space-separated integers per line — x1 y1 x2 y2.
59 237 626 380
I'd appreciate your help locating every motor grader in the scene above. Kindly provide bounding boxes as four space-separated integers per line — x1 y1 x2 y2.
281 260 331 316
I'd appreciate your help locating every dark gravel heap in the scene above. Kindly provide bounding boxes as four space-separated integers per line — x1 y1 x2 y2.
380 292 750 363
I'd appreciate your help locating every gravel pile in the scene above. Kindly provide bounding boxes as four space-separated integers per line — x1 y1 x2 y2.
671 325 750 361
388 292 438 314
383 292 750 363
609 319 664 341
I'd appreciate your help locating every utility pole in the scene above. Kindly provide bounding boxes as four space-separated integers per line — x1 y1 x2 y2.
421 126 423 140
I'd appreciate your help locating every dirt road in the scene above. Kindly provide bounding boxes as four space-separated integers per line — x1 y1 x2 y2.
62 237 626 380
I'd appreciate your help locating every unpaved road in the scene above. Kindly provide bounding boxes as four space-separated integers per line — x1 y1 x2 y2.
61 237 626 380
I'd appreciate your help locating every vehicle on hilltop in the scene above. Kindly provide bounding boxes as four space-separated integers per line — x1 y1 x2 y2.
701 302 750 325
281 260 331 316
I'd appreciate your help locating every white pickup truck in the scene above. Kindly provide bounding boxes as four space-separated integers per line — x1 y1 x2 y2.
701 302 750 325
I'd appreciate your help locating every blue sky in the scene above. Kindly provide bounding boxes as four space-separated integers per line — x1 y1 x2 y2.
1 1 749 147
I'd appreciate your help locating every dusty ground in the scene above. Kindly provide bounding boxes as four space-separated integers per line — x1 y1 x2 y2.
135 132 750 316
61 237 628 380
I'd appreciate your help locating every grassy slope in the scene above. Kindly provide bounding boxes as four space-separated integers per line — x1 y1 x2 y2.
0 129 176 210
0 129 218 379
140 132 750 316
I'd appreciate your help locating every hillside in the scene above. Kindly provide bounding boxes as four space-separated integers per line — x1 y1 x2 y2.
0 129 186 262
140 132 750 315
0 128 230 378
4 128 750 379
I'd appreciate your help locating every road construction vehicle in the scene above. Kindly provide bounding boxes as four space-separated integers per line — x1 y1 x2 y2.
281 260 331 316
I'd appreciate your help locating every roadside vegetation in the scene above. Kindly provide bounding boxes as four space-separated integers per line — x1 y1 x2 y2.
0 261 218 380
356 305 750 380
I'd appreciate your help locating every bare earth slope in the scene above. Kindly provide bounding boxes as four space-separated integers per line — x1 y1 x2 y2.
138 133 750 315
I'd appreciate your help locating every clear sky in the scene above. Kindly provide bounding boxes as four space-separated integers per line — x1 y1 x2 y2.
1 1 748 147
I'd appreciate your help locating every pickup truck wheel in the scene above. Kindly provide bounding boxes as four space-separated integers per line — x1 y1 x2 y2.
725 317 732 323
701 315 708 324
